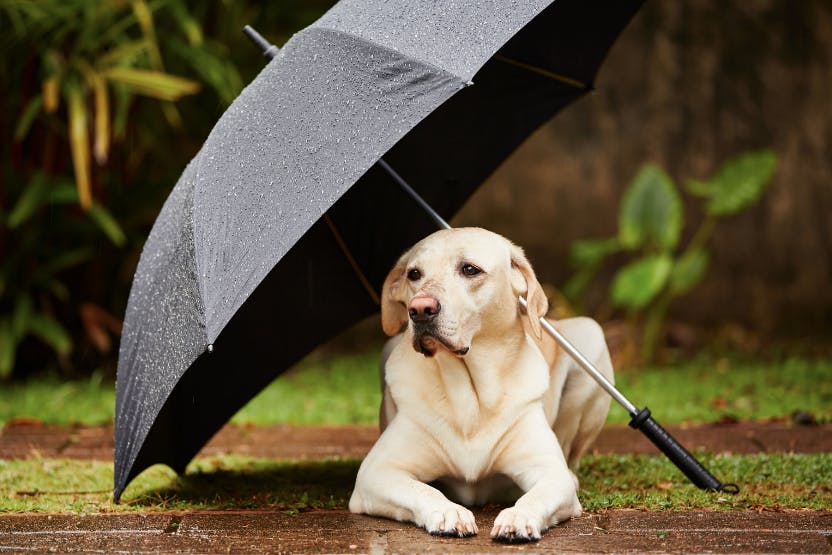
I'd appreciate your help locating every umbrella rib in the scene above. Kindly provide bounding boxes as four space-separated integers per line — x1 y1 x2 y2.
492 55 588 90
322 213 381 306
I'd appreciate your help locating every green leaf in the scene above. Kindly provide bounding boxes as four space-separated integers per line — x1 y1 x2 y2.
88 204 127 247
103 67 200 101
26 313 73 356
668 249 710 296
569 237 620 268
702 150 777 216
0 319 16 379
611 254 673 311
684 178 710 197
47 182 83 204
39 248 94 277
619 165 683 252
563 269 594 304
7 173 50 228
11 296 34 341
13 95 43 141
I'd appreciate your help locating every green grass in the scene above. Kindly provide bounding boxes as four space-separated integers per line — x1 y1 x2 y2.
231 352 382 425
2 354 830 427
608 356 832 424
1 453 829 513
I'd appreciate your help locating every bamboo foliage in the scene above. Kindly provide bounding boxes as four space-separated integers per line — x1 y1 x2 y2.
7 0 214 210
0 0 250 378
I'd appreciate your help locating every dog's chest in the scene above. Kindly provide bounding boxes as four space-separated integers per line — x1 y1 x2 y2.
389 345 550 481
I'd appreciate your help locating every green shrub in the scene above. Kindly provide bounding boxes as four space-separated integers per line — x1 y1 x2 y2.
565 151 777 363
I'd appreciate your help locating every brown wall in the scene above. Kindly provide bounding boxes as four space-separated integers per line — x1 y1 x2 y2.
454 1 832 338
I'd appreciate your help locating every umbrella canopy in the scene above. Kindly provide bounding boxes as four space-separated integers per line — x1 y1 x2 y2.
115 0 643 501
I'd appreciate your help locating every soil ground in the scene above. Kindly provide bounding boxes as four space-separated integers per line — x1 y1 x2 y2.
1 420 830 554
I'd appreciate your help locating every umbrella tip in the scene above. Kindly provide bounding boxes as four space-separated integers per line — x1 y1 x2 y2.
243 25 280 60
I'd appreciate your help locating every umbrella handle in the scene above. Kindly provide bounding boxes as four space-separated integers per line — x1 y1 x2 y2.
629 407 739 493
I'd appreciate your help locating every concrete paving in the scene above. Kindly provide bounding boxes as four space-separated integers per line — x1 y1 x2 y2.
2 509 830 553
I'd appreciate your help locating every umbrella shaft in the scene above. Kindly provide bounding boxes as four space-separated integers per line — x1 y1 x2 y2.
520 297 638 415
378 159 451 231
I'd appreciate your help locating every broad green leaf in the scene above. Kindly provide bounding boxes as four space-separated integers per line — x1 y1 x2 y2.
0 319 16 379
13 95 43 141
611 254 673 311
569 237 620 268
704 150 777 216
66 81 93 210
669 249 709 296
684 178 710 197
26 313 73 356
103 67 200 101
619 165 683 252
7 173 49 228
88 204 127 247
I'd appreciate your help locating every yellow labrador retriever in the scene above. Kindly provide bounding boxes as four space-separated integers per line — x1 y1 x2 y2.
349 227 613 542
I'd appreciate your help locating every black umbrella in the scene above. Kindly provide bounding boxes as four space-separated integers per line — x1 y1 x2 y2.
115 0 731 502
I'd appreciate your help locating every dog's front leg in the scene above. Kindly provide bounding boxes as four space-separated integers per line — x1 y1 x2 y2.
491 414 581 542
349 419 478 537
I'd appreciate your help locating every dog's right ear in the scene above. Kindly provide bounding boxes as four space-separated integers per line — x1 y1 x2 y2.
380 260 408 336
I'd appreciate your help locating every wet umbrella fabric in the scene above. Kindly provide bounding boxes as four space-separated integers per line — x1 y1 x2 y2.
115 0 643 501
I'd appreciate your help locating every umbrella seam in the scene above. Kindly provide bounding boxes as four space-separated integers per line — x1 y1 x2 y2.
309 24 472 86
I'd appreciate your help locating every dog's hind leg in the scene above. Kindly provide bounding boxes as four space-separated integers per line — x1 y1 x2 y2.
549 317 614 470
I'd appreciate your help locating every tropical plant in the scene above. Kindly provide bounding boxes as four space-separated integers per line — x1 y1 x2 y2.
564 150 778 363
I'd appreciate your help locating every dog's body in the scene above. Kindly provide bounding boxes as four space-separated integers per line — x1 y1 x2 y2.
349 228 613 542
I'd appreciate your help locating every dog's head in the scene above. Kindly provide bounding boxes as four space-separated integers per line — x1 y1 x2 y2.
380 227 548 357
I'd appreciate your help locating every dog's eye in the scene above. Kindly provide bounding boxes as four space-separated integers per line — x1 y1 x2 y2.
407 268 422 281
460 263 482 277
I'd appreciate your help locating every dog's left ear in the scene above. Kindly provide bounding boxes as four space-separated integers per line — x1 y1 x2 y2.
509 244 548 340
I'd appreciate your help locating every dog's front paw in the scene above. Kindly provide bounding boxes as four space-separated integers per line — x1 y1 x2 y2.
424 503 478 537
490 507 542 543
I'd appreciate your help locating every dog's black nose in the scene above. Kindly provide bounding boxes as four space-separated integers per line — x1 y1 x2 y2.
408 295 441 322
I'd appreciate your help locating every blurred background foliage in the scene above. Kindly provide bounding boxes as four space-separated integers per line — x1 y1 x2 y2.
565 150 777 364
1 0 336 379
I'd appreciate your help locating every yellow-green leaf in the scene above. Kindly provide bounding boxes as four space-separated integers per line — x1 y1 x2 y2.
103 67 200 101
43 75 60 113
91 74 110 164
66 83 93 210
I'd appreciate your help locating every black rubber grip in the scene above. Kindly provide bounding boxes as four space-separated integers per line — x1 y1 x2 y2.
629 407 738 493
